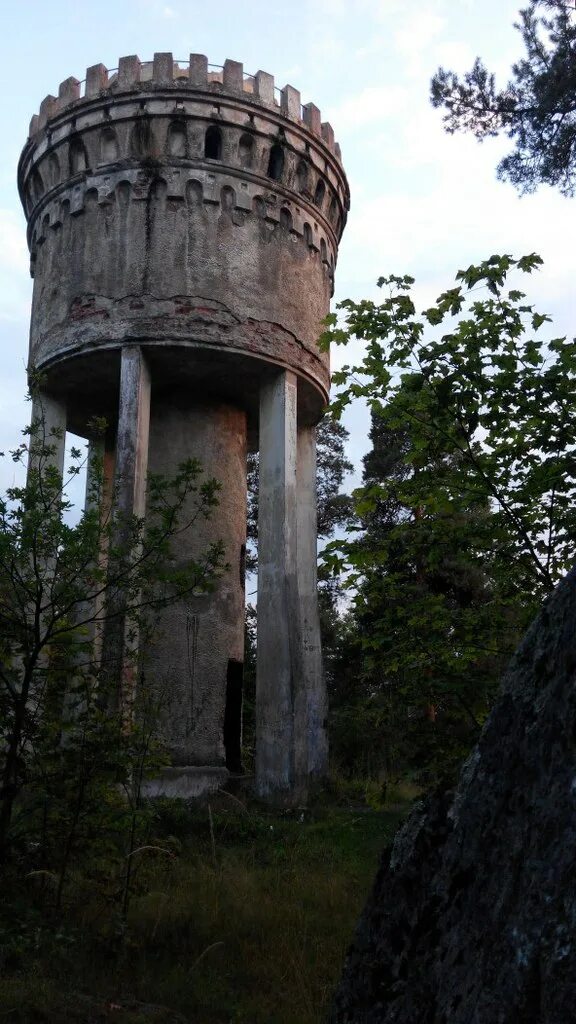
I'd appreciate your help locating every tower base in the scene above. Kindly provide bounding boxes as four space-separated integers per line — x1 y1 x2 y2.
141 766 230 801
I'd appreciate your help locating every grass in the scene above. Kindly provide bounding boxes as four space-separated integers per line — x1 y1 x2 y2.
0 784 413 1024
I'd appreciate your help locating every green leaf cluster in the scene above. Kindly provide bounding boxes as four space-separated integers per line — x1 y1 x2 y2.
324 255 576 782
0 397 224 905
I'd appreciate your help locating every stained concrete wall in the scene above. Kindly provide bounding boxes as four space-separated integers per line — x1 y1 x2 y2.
146 395 247 768
296 424 328 781
27 171 334 402
256 371 299 798
19 57 349 437
28 391 67 479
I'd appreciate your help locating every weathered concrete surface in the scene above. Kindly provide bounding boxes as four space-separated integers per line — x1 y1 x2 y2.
28 390 66 479
107 346 151 721
115 346 151 520
84 437 104 513
146 396 247 769
296 424 327 780
256 369 300 802
19 53 350 433
83 439 115 662
331 569 576 1024
141 766 229 800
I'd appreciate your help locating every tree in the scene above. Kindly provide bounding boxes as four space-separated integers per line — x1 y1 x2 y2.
316 419 354 539
245 414 352 675
430 1 576 194
0 398 223 865
246 417 353 563
244 417 353 769
321 254 576 779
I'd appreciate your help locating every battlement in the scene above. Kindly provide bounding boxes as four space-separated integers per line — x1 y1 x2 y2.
28 53 343 164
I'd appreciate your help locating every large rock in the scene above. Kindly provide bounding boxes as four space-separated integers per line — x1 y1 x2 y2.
331 570 576 1023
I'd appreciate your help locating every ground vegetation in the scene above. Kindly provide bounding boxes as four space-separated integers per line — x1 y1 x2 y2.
1 789 410 1024
0 395 223 885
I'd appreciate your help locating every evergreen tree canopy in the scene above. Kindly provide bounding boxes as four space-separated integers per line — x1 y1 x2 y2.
430 1 576 194
246 417 352 557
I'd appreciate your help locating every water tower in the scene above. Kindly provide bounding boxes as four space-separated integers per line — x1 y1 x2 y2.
18 53 349 803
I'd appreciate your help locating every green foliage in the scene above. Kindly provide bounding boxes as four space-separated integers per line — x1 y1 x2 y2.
0 392 224 896
321 254 576 782
245 417 353 731
316 419 354 538
0 797 409 1024
430 2 576 194
246 417 353 562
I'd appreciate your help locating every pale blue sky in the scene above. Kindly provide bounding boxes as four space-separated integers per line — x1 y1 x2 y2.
1 0 574 496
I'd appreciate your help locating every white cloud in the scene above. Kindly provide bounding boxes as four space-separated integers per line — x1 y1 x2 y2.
326 84 409 131
433 40 475 73
0 208 31 490
306 0 349 16
382 103 488 171
0 209 28 273
306 34 345 66
394 11 445 58
0 209 31 324
336 149 576 341
373 0 418 22
278 64 303 82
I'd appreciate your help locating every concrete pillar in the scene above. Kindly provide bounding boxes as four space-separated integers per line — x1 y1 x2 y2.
106 346 151 720
27 390 67 482
84 439 115 663
296 424 328 781
145 397 247 778
256 370 301 803
24 392 68 710
84 437 104 513
25 391 67 657
115 346 151 520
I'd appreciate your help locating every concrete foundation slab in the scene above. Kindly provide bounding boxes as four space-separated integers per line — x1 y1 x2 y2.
141 766 229 801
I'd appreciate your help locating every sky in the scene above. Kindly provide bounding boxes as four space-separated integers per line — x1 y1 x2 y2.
1 0 574 501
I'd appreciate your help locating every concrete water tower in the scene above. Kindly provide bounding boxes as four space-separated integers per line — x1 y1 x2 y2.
18 53 349 803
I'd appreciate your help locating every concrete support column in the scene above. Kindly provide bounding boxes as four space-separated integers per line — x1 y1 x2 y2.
296 424 328 781
256 370 301 803
107 346 151 718
27 391 67 482
115 346 151 520
145 397 247 781
84 439 116 663
25 391 67 657
85 438 104 514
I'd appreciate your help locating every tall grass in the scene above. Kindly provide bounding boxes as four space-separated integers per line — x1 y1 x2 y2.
0 791 409 1023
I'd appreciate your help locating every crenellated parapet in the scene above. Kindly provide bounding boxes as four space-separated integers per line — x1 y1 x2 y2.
27 54 344 161
20 53 349 252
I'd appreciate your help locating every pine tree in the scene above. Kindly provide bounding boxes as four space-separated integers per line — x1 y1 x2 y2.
431 2 576 194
